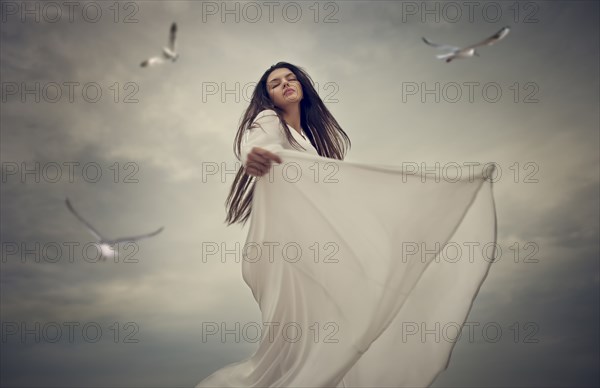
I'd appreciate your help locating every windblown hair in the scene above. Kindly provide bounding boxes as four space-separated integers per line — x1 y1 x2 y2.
224 61 352 226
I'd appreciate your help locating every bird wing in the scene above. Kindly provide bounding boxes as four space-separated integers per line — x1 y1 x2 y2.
109 227 164 244
65 198 104 241
436 52 456 60
465 26 510 49
140 57 164 67
421 37 460 52
168 22 177 52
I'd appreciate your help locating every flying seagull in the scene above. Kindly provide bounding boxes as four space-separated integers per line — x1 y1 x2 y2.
65 197 164 260
140 22 179 67
422 26 510 63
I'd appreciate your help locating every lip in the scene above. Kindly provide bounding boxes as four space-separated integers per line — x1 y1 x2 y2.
284 88 295 96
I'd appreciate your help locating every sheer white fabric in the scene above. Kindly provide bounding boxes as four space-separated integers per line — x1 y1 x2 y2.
196 110 498 387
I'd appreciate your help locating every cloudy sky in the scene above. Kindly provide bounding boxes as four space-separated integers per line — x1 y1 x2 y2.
1 0 598 386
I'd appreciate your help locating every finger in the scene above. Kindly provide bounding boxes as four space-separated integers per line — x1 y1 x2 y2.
244 163 259 176
253 148 282 164
247 153 280 172
266 152 283 164
246 157 269 172
245 159 269 176
248 152 269 166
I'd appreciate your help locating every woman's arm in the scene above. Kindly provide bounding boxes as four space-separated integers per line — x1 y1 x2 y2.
241 110 284 177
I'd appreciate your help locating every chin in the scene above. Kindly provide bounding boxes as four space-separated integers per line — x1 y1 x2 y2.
283 94 302 103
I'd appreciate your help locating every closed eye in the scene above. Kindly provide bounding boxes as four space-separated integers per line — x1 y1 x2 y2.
269 75 297 89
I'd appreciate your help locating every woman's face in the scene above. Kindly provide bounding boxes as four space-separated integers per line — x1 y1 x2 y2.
266 67 303 109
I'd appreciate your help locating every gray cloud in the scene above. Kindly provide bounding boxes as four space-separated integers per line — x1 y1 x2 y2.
1 0 598 386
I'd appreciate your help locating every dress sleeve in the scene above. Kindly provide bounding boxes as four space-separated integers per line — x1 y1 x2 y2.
240 109 285 168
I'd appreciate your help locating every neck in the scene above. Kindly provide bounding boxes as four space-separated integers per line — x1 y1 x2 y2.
282 104 302 133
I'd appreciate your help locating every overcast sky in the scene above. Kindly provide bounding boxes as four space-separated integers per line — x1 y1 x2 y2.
1 0 598 387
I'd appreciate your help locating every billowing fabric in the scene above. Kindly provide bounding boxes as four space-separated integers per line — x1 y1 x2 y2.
196 110 497 387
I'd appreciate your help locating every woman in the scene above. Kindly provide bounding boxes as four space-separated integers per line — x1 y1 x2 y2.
225 62 351 226
197 62 497 387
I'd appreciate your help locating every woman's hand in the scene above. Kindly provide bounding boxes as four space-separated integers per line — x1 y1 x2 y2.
245 147 283 177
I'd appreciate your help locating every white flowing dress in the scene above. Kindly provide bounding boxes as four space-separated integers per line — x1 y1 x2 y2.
196 109 498 387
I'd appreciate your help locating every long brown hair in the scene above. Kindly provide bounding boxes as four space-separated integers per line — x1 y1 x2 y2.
224 62 351 226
